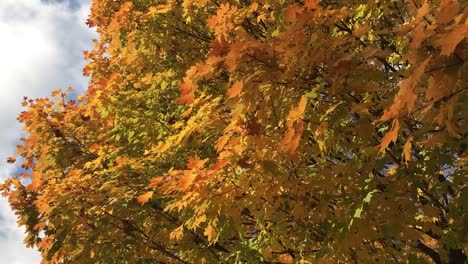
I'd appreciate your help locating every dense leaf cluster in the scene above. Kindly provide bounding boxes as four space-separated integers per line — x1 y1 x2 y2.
2 0 467 263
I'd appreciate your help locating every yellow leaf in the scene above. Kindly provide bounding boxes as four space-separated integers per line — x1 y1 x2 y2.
204 223 217 242
192 214 207 228
324 101 343 117
169 225 184 241
137 191 154 205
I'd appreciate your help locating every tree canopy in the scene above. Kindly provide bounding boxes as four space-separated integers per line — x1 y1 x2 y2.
2 0 467 263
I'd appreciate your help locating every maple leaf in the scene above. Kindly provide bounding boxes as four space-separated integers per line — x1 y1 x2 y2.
177 171 196 191
3 1 467 263
435 25 467 56
38 237 52 250
169 225 184 240
204 223 217 242
6 156 16 164
187 156 207 170
226 80 243 98
284 5 302 23
379 119 400 152
249 3 258 14
414 1 431 23
137 191 154 205
402 136 413 164
304 0 320 10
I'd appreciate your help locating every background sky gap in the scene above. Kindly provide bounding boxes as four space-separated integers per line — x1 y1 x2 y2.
0 0 96 262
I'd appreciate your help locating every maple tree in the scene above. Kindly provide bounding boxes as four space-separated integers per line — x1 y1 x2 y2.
1 0 467 263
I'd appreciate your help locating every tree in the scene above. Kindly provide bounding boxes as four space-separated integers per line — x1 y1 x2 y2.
1 0 467 263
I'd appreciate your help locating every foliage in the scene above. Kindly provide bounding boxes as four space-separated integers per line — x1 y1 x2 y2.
2 0 467 263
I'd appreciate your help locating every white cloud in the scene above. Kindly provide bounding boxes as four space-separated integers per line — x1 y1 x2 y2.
0 0 96 263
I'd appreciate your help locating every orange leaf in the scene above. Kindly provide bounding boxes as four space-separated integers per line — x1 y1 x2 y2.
6 156 16 164
379 119 400 152
148 177 163 188
249 2 258 13
226 80 243 98
178 171 197 191
137 191 154 205
415 1 431 23
436 25 467 56
305 0 320 10
29 172 42 191
289 121 304 154
39 237 52 250
403 136 413 164
436 0 459 24
33 222 46 231
284 4 302 23
187 156 207 170
287 95 307 124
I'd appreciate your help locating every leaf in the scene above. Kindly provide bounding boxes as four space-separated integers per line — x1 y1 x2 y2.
178 171 197 191
324 101 343 117
363 190 378 204
304 0 320 10
38 237 52 250
289 96 307 121
436 0 459 24
6 156 16 164
379 119 400 152
353 207 363 218
226 80 243 98
436 25 467 56
289 121 304 154
415 1 431 23
284 4 302 23
137 191 154 205
187 156 207 170
148 177 164 188
204 223 217 242
169 225 184 240
403 136 413 164
248 2 258 13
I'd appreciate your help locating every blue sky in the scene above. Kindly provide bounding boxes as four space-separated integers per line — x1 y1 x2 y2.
0 0 95 262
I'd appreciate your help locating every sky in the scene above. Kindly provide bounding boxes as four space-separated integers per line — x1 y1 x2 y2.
0 0 96 262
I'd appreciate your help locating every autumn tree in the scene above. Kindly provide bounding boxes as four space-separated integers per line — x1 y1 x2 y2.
2 0 467 263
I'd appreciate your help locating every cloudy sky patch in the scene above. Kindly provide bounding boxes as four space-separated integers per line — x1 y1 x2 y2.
0 0 95 262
